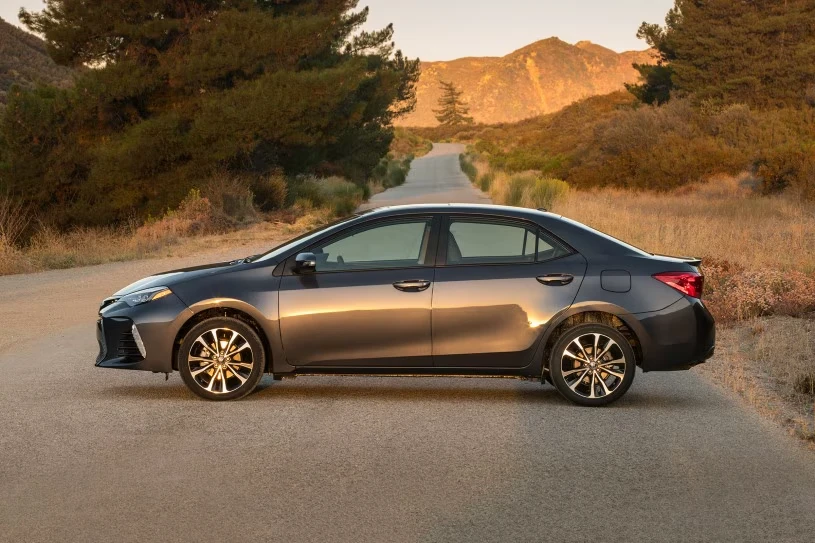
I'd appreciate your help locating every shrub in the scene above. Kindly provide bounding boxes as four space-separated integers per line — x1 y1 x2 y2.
521 178 570 210
505 174 535 206
755 145 815 201
385 160 407 188
0 195 31 246
478 172 494 192
291 176 364 217
252 172 288 211
459 154 478 182
201 174 259 226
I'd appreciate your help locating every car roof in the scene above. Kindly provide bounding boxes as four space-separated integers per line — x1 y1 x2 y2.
359 203 558 220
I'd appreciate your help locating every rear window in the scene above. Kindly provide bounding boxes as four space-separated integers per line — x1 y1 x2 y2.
557 216 651 256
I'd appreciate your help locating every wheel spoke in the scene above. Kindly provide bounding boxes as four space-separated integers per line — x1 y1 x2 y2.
602 368 625 380
598 375 612 396
226 364 248 384
225 330 240 354
562 367 588 378
589 372 597 398
190 363 215 377
205 368 220 391
596 339 618 361
593 334 600 360
568 369 590 391
196 338 218 357
571 338 591 362
563 349 587 361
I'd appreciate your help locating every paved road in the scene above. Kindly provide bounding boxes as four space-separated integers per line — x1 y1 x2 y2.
359 143 490 210
2 146 815 543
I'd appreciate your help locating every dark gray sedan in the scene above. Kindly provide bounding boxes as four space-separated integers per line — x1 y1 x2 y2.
96 204 715 405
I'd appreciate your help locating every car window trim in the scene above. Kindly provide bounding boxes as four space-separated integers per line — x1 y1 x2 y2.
437 214 575 267
281 215 441 276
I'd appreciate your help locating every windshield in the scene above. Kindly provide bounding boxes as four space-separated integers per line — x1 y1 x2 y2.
253 215 359 263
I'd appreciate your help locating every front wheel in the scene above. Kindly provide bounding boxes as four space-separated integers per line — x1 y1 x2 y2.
549 324 636 406
178 317 265 401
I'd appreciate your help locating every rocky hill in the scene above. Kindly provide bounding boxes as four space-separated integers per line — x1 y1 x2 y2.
0 17 74 109
399 38 654 126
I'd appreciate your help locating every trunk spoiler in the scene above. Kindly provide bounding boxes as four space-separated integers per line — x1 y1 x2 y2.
651 254 703 267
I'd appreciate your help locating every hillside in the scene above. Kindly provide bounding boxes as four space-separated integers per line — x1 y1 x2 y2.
399 38 653 126
0 17 74 109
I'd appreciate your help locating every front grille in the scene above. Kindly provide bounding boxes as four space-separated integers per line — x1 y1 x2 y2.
117 331 143 359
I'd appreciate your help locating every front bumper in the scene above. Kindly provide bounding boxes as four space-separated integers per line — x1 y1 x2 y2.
633 297 716 372
96 293 193 373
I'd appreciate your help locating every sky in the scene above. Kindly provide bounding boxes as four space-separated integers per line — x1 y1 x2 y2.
3 0 675 61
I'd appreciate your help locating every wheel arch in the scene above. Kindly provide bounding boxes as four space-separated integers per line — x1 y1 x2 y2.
539 303 644 376
172 302 275 373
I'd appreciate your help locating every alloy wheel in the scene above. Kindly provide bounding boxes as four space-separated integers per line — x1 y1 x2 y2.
187 328 255 395
560 332 627 400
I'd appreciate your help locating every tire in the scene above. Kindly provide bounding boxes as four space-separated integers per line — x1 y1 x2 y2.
549 323 635 407
178 317 266 401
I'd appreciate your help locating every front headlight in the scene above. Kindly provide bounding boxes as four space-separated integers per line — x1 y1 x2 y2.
120 287 172 307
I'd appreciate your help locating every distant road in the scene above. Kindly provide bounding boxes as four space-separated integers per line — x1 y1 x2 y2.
1 144 815 542
359 143 490 210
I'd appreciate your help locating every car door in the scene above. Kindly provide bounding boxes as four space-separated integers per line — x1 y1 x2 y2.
278 216 439 367
432 215 587 368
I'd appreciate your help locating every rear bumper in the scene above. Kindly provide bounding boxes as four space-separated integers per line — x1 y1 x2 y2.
633 297 716 372
96 293 192 373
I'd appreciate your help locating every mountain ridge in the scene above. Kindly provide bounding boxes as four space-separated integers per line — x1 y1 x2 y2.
398 37 654 126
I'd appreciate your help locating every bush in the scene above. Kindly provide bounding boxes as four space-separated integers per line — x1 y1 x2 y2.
505 174 534 206
0 195 31 246
252 172 288 211
459 154 478 182
201 174 259 226
478 172 494 192
291 176 364 217
521 178 570 210
755 145 815 200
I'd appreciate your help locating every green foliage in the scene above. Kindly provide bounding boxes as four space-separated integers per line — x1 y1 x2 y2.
252 173 288 212
478 172 494 193
459 154 478 182
3 1 420 226
291 176 365 217
631 0 815 108
434 80 474 127
755 144 815 200
370 154 413 189
523 178 570 210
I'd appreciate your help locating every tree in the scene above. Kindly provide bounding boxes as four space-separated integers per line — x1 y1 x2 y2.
433 80 473 127
1 0 420 226
629 0 815 108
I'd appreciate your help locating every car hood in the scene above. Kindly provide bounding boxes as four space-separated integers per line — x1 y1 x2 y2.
113 259 253 297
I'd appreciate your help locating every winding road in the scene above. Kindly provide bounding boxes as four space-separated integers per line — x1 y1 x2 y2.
1 144 814 542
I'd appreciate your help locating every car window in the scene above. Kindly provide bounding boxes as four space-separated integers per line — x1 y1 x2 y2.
312 219 432 272
447 220 569 265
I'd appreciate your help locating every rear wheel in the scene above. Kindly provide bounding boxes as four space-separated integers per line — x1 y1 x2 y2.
549 324 635 406
178 317 265 401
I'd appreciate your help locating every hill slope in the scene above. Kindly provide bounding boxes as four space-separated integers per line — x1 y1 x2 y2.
399 38 653 126
0 17 74 108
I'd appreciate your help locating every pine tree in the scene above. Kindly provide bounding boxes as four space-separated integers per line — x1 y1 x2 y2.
629 0 815 108
433 81 474 127
1 1 420 225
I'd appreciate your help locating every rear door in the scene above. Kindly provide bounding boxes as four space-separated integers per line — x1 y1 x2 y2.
278 216 439 367
432 215 587 368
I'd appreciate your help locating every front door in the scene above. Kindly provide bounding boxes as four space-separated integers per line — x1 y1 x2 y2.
432 216 587 368
279 217 438 367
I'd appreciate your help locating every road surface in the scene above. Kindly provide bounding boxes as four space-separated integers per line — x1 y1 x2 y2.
2 144 814 543
359 143 490 210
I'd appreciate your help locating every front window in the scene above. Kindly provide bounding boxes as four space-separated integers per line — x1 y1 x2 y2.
310 219 433 272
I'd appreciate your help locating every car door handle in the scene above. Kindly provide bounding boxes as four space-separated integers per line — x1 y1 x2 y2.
393 280 431 292
537 274 574 286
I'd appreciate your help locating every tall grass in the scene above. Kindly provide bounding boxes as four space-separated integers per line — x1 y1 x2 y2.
291 176 365 217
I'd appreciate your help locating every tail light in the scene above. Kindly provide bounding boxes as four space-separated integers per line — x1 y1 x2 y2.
653 271 704 299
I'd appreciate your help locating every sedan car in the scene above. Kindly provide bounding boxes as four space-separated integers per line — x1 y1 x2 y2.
96 204 715 405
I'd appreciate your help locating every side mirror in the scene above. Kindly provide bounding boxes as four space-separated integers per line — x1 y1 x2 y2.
294 252 317 274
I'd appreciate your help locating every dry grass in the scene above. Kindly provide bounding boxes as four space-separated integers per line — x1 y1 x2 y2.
550 176 815 273
700 317 815 444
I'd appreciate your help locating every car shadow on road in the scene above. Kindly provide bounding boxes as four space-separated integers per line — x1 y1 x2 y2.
98 377 711 409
